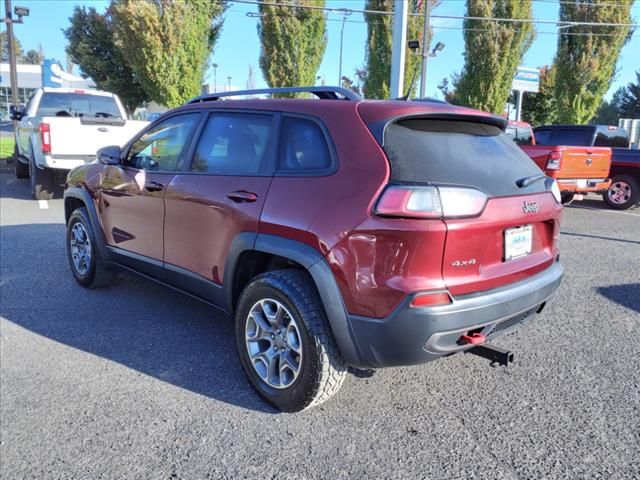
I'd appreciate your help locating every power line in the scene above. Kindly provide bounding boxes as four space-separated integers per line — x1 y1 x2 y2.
231 0 639 27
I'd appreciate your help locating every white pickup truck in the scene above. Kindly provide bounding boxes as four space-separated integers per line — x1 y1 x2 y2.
12 87 148 199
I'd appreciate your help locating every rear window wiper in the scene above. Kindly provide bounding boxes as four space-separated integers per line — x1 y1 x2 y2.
516 174 547 188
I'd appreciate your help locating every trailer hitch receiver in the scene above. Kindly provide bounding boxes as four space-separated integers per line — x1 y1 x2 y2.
465 344 514 367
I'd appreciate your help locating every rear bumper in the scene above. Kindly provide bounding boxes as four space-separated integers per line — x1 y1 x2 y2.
557 178 611 193
346 261 563 368
40 154 96 170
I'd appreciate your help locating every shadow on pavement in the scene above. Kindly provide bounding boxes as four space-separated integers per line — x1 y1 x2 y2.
597 284 640 314
560 231 640 246
0 223 275 413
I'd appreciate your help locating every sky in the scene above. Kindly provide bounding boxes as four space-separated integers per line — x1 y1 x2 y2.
3 0 639 101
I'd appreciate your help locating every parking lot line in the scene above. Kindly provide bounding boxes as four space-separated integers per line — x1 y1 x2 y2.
567 205 640 217
38 200 49 209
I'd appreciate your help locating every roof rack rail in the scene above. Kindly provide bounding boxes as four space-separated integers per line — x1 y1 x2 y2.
187 86 361 104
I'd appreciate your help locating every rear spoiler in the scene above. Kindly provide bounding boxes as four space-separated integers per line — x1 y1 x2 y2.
367 113 508 147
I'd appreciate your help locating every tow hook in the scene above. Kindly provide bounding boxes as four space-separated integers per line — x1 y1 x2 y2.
465 344 515 367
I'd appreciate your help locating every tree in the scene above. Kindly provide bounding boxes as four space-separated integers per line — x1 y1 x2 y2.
522 66 557 126
554 0 633 123
454 0 535 113
112 0 226 108
1 31 24 63
64 5 148 114
257 0 326 97
591 87 625 124
363 0 430 99
23 44 44 65
619 70 640 118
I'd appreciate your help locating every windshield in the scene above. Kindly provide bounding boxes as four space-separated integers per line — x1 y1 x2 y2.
38 93 122 119
383 118 545 197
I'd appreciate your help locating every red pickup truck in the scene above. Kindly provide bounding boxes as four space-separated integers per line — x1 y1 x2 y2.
508 121 612 204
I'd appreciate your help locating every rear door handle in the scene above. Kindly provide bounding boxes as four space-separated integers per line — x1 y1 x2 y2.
227 191 258 203
145 181 164 192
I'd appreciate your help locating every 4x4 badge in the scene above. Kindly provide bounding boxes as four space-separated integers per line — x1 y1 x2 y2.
523 201 539 213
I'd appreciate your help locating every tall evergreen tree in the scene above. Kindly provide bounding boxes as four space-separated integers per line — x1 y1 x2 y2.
65 5 148 115
454 0 535 114
522 66 557 127
257 0 326 97
554 0 633 123
112 0 226 108
619 70 640 118
363 0 430 99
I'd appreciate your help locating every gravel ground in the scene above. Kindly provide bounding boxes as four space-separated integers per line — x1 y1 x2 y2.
1 170 639 479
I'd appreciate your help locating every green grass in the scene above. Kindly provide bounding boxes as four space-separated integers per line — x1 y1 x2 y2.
0 136 15 160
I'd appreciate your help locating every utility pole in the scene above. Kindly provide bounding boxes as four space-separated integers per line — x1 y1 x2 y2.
337 8 352 86
212 63 218 92
389 0 408 98
419 0 431 98
3 0 25 117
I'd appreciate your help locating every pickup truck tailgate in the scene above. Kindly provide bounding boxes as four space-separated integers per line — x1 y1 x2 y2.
46 117 147 156
559 146 611 178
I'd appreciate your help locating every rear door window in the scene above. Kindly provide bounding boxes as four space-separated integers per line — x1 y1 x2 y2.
190 113 274 175
383 118 545 197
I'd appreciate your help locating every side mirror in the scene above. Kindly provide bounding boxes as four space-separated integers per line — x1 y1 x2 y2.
97 145 122 165
9 105 24 121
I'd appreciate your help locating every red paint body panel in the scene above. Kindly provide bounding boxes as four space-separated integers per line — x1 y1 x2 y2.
163 175 272 283
441 192 561 296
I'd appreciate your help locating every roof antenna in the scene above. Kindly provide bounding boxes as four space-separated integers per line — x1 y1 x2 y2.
399 40 421 101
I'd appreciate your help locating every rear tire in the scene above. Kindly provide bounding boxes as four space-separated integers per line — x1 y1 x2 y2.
603 175 639 210
66 207 116 288
560 193 575 205
29 148 55 200
235 269 347 412
13 145 29 179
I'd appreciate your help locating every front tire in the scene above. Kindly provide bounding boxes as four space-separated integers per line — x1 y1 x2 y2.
603 175 639 210
66 207 116 288
13 145 29 179
235 269 347 412
560 192 575 205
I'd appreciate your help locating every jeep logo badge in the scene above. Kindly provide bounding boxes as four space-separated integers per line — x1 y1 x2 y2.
523 201 539 213
585 157 593 166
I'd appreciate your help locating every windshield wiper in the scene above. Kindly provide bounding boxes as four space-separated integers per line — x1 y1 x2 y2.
516 174 547 188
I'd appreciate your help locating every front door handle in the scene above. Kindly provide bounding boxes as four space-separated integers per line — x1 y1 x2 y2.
145 181 164 192
227 191 258 203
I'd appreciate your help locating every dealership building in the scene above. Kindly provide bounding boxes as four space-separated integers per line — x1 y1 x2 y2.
0 62 93 120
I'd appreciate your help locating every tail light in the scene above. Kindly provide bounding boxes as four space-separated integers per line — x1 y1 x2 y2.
546 151 561 170
40 123 51 154
550 179 562 203
375 185 488 219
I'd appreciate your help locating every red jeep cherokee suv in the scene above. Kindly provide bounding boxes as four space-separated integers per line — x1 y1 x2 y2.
64 87 564 412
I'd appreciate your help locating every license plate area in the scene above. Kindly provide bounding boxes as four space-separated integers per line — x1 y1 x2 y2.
504 225 533 261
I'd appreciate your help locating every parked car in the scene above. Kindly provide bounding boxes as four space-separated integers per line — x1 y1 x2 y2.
514 123 612 204
533 124 640 210
11 87 148 199
506 120 535 146
64 86 564 412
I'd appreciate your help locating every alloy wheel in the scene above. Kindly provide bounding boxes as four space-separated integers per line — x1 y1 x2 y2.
70 222 92 276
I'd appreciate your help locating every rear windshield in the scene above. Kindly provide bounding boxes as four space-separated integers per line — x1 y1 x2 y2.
535 127 592 146
594 127 629 148
37 93 122 119
383 119 545 197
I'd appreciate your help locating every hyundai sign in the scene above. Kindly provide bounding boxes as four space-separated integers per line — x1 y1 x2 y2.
42 59 64 87
512 67 540 93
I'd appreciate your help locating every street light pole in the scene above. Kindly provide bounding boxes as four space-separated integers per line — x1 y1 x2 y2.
212 63 218 92
390 0 408 98
3 0 20 115
419 0 431 98
227 76 232 92
337 9 352 86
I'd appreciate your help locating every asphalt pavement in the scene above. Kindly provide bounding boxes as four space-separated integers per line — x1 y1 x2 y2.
1 169 639 479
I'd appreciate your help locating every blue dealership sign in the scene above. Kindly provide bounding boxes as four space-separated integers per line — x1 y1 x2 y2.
512 67 540 93
42 59 64 87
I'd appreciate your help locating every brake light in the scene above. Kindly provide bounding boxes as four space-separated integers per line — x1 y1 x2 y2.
40 123 51 154
546 151 561 170
375 185 488 219
410 292 452 308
